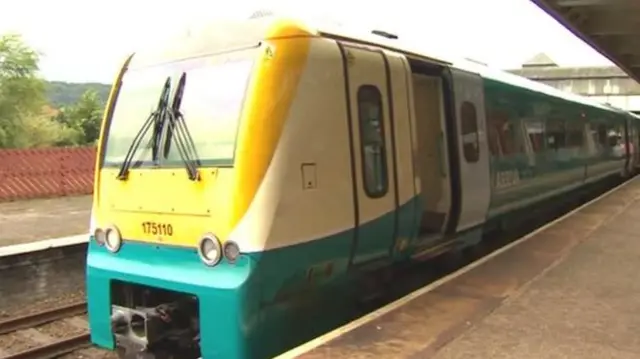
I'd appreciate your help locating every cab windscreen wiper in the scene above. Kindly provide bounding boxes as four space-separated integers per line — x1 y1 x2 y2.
116 76 171 181
163 72 201 181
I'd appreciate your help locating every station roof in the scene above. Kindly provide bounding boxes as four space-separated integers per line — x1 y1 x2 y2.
531 0 640 83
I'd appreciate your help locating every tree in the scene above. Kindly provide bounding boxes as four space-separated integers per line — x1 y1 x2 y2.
0 34 107 148
71 90 103 144
0 33 74 148
53 89 104 145
0 34 85 148
0 34 44 147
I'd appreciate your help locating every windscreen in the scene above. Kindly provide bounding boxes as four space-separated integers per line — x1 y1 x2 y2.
102 48 256 168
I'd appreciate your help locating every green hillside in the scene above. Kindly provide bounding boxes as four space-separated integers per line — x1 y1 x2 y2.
46 81 111 107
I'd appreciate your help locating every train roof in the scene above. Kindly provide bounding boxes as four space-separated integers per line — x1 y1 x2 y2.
289 16 628 115
454 59 624 113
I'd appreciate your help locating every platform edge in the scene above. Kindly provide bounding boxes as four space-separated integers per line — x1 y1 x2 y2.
0 234 88 257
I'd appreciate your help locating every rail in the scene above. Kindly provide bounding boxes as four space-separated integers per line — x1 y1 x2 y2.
0 333 90 359
0 301 90 359
0 302 86 335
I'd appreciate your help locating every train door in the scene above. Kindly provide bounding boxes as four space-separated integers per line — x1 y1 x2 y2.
411 74 453 239
385 54 423 254
450 69 491 231
338 42 399 266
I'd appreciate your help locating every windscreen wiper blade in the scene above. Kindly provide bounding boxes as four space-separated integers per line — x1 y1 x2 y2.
116 76 171 181
163 72 201 181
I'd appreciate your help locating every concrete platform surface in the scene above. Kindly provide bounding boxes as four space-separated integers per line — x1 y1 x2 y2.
285 177 640 359
0 195 92 247
433 182 640 359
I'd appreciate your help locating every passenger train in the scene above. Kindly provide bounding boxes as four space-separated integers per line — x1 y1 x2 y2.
86 15 640 359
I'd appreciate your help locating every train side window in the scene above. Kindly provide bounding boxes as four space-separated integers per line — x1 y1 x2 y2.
546 117 566 150
486 118 501 157
357 85 388 198
607 125 623 147
596 123 608 150
566 119 584 148
489 108 518 156
525 120 545 153
460 101 480 163
485 107 500 156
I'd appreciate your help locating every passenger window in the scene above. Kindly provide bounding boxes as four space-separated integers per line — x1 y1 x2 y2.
546 118 566 150
486 119 501 157
525 120 545 153
488 108 518 157
357 85 388 198
596 123 608 151
608 125 623 147
566 119 584 148
461 101 480 163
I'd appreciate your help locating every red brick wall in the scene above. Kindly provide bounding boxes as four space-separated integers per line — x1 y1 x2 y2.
0 147 96 202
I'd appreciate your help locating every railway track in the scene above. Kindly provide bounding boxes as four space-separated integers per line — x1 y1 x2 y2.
0 301 91 359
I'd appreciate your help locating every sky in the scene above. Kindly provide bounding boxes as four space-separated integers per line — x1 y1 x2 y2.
0 0 614 84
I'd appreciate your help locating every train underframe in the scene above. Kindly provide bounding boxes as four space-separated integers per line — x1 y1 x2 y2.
110 281 201 359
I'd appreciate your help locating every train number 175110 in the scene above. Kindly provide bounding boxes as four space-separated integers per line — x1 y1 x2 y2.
142 222 174 236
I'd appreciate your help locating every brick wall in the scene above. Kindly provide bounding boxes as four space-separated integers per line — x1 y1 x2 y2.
0 147 96 202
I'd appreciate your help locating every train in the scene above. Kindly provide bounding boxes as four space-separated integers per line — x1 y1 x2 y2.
86 15 640 359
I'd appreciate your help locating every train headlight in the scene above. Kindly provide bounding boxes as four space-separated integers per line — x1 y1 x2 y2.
94 228 106 246
198 234 222 266
223 241 240 263
104 226 123 253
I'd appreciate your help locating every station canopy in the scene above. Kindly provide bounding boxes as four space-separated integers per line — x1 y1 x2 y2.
531 0 640 83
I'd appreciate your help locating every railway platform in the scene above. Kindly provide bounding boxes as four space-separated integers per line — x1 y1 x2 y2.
280 177 640 359
0 195 91 248
0 195 91 316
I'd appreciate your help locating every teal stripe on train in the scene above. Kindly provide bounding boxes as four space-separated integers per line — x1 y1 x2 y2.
86 196 421 359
